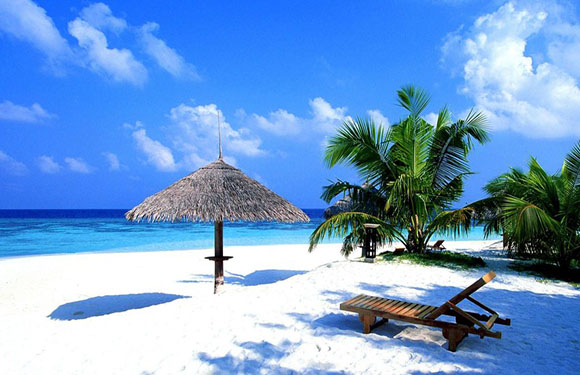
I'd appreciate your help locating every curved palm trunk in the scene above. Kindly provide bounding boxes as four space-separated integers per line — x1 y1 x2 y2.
407 215 429 253
407 228 428 253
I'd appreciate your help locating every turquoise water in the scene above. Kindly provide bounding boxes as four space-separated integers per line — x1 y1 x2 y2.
0 210 499 258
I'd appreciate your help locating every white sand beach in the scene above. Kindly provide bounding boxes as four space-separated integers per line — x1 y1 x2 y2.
1 241 579 375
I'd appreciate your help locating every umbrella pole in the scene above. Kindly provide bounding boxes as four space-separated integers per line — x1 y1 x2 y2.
214 220 224 294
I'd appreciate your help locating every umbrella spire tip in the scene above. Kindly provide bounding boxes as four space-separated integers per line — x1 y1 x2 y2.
217 110 223 160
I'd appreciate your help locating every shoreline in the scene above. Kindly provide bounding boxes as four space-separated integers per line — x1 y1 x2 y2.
0 238 502 262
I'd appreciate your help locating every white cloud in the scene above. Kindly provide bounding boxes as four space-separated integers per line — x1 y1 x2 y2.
0 0 72 67
64 157 93 174
0 1 196 85
0 100 54 123
249 97 349 137
252 109 302 136
168 104 264 168
102 152 121 171
129 103 264 172
122 120 144 130
310 97 348 133
37 155 61 174
138 22 199 79
79 3 127 33
132 128 177 171
68 18 148 86
423 112 439 125
0 150 27 176
442 1 580 138
367 109 390 127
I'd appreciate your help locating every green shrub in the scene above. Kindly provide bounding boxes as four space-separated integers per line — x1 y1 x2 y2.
379 250 486 270
508 261 580 287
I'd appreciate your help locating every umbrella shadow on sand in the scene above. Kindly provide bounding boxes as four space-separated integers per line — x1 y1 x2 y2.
48 293 190 320
180 269 306 287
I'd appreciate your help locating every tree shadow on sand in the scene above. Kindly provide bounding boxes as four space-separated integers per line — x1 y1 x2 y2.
286 282 580 375
198 340 347 375
180 269 306 286
48 293 189 320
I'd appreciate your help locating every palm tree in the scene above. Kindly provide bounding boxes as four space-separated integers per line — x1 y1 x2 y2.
309 85 489 255
437 143 580 271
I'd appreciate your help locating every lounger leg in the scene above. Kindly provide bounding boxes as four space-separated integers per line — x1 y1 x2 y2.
358 313 376 334
442 327 468 352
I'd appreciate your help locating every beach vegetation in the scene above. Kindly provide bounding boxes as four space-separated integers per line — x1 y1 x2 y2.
439 142 580 273
380 250 486 270
309 85 489 255
508 260 580 287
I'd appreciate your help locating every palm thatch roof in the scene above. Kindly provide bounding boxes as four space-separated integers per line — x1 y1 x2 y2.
323 183 379 219
126 159 309 223
323 196 353 219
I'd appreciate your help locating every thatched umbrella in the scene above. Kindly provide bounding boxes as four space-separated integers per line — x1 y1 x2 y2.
126 157 309 293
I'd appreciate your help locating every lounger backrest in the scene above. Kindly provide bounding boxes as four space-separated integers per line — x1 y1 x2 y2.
433 240 444 247
425 270 496 320
448 270 496 305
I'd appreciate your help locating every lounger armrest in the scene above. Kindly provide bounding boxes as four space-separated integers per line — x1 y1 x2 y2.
486 313 499 330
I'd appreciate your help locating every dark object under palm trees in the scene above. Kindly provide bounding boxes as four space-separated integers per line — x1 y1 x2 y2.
426 240 446 251
126 157 309 293
309 85 489 255
437 141 580 271
339 270 511 351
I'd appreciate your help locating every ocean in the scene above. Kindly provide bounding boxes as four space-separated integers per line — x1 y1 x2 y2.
0 209 499 258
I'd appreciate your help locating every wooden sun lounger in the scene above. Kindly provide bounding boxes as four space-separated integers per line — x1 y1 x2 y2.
427 240 446 251
339 271 510 351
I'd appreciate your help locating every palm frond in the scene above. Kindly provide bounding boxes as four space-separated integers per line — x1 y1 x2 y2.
429 206 476 238
324 117 393 184
462 109 490 145
435 105 451 130
397 85 431 117
308 212 400 253
502 196 560 241
563 140 580 187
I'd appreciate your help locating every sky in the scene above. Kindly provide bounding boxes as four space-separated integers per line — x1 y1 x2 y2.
1 0 580 209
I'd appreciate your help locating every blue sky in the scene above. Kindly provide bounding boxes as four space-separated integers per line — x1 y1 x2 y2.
1 0 579 209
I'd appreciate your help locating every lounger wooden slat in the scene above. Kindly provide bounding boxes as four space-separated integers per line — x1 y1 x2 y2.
399 303 422 316
364 298 397 312
367 297 391 311
389 301 409 314
361 296 383 309
354 296 377 309
385 300 406 312
344 295 366 306
396 302 415 315
349 298 366 309
406 303 427 316
417 306 437 319
374 299 395 312
391 302 414 315
366 297 389 310
411 304 433 317
339 270 511 352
